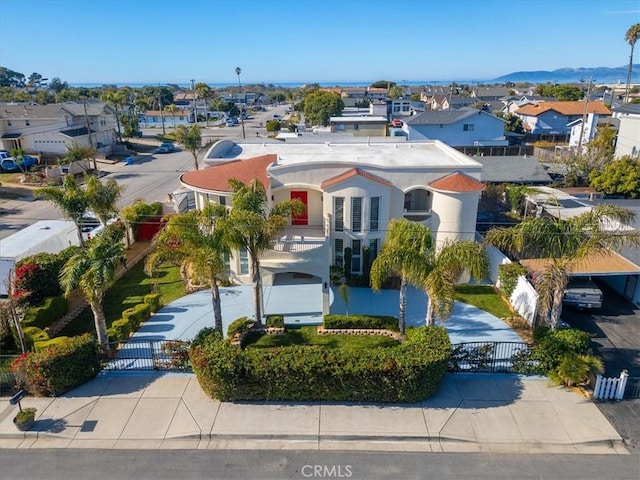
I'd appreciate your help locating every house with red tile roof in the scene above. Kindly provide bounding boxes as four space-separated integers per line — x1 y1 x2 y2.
514 101 611 135
179 139 484 319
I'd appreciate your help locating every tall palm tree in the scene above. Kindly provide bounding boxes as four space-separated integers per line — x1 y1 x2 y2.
101 89 128 142
60 224 125 349
485 204 638 329
370 219 435 335
36 174 89 247
165 104 179 128
145 205 229 333
625 23 640 104
219 178 304 326
85 175 125 226
174 124 202 171
235 67 246 139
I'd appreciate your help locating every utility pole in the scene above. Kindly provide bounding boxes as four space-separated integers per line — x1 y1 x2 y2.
82 98 98 172
577 77 593 155
158 91 166 135
191 78 196 124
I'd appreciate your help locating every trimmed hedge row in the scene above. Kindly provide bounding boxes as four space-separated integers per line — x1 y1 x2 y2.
22 297 69 330
266 315 284 328
10 334 100 396
107 295 160 342
190 326 451 403
323 314 399 332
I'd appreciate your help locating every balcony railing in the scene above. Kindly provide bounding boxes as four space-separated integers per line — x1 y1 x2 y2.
269 226 327 254
403 209 431 222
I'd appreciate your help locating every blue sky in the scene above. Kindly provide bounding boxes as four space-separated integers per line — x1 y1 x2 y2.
1 0 639 85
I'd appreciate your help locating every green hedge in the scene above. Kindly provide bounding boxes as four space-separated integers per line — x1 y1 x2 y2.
144 293 162 313
35 336 71 351
10 334 100 396
323 314 399 332
23 326 49 342
190 326 451 403
22 297 69 330
514 328 593 375
227 317 256 337
265 315 284 328
108 319 132 342
109 302 154 342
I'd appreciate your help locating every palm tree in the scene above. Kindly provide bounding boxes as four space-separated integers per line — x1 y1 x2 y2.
235 67 246 139
219 178 304 326
424 240 489 325
145 205 229 334
60 224 125 349
625 23 640 104
174 124 203 171
101 89 128 142
485 204 638 329
370 219 435 335
85 175 125 227
195 82 211 126
36 174 89 247
165 104 179 128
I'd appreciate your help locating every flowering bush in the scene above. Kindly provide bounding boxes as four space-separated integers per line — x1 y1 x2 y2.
10 334 100 396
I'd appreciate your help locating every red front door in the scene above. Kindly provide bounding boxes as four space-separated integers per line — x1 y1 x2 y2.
291 191 308 225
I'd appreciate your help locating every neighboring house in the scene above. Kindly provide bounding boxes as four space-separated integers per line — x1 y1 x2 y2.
180 139 485 318
425 94 476 111
501 96 556 115
0 100 117 156
514 101 611 135
612 104 640 158
402 108 508 146
340 87 389 106
521 186 640 307
329 116 388 137
567 112 600 151
472 86 512 101
473 155 552 185
139 109 192 128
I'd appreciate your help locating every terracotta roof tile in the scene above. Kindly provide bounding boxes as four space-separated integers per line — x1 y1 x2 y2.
429 171 484 192
180 154 276 192
515 101 611 117
320 168 393 189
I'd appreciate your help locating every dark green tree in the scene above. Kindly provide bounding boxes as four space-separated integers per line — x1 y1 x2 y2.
590 156 640 198
302 91 344 126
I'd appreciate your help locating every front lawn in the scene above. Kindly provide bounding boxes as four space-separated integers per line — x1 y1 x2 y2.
244 326 400 349
455 284 513 319
58 262 184 337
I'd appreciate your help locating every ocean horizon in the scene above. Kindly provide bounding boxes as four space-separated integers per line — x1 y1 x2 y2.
69 80 485 89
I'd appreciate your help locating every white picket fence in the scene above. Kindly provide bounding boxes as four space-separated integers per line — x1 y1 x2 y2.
593 370 629 401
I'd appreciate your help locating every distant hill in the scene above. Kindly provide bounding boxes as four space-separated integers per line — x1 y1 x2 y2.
493 65 640 84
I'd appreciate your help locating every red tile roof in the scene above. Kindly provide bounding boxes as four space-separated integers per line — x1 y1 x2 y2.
429 171 484 192
180 154 276 192
320 168 393 189
515 101 611 116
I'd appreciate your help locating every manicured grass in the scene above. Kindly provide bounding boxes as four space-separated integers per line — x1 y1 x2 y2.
244 326 400 349
455 285 513 319
58 262 184 337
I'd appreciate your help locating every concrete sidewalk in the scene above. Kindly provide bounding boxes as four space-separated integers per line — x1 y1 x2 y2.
0 372 628 454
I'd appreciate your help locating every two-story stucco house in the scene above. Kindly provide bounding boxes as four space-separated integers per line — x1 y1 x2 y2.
329 116 389 137
0 100 117 156
612 104 640 158
401 108 508 146
179 139 484 320
514 101 611 135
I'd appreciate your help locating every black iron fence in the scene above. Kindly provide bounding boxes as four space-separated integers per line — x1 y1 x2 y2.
0 355 19 394
449 342 538 374
101 340 191 372
625 377 640 399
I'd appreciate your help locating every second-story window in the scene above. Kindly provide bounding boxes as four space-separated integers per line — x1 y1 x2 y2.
25 120 30 126
351 197 362 233
239 248 249 275
334 197 344 232
369 197 380 232
463 123 475 131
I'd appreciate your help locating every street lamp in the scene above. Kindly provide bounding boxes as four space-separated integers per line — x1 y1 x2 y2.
235 67 246 139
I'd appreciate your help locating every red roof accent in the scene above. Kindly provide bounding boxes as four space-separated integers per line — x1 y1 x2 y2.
515 101 611 117
320 168 393 189
180 154 276 192
429 171 484 192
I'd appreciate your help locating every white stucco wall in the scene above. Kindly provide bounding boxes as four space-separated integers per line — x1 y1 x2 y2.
430 190 480 246
615 114 640 158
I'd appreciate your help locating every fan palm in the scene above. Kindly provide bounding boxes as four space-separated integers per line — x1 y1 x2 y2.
85 175 125 226
625 23 640 103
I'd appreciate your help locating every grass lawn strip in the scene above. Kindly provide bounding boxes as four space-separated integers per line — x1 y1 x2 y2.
244 326 399 349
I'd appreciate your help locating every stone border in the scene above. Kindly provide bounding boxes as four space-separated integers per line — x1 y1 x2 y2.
317 326 402 341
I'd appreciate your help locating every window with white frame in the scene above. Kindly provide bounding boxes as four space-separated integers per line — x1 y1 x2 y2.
369 196 380 232
351 197 362 232
369 238 379 259
463 123 475 131
334 197 344 232
334 238 344 266
239 248 249 275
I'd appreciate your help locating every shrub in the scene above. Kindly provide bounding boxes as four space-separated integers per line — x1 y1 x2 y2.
498 262 527 297
144 293 162 313
522 328 593 374
10 334 100 396
226 317 256 338
190 326 451 403
108 318 132 342
323 314 399 331
191 327 222 347
266 315 284 328
23 326 49 342
35 336 70 351
549 353 603 387
22 297 69 330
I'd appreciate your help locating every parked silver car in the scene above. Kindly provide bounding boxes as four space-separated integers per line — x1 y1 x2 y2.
563 277 603 309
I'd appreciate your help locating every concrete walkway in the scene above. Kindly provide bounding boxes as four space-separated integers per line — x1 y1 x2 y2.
0 372 627 454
